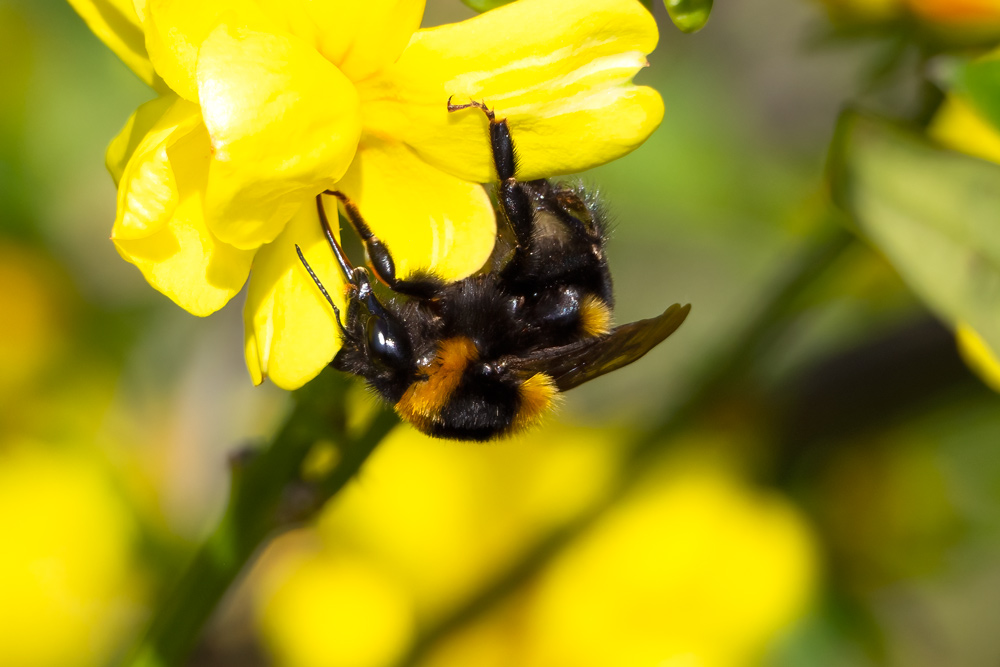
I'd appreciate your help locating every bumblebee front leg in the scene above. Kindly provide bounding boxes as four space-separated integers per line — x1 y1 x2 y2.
447 98 534 251
323 190 443 299
297 194 373 338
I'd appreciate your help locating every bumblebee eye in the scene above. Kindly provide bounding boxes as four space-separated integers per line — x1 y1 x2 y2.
365 315 411 370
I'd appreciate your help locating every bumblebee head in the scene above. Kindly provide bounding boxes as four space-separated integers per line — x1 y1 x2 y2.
354 270 413 370
331 268 417 402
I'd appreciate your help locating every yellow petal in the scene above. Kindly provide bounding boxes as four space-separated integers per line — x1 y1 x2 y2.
359 0 662 183
197 23 362 250
142 0 424 94
111 97 202 240
142 0 270 101
244 200 347 389
956 323 1000 393
114 121 254 316
929 95 1000 165
66 0 163 89
106 94 178 186
266 0 426 82
335 138 496 281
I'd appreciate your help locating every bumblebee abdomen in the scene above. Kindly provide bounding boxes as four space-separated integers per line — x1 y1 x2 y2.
394 335 558 441
429 373 522 441
417 371 557 442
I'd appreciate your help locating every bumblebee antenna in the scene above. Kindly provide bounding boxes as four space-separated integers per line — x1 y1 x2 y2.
315 194 354 281
295 244 347 335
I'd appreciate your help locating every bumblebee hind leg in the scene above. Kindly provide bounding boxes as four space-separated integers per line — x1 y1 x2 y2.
447 98 534 252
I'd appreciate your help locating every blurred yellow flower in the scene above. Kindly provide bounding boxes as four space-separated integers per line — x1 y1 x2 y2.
956 323 1000 392
258 550 414 667
520 463 817 667
0 444 141 667
67 0 664 389
319 422 620 618
254 422 622 666
255 429 817 667
416 457 817 667
929 94 1000 163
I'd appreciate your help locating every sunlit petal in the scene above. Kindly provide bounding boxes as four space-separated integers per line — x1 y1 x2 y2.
335 138 495 281
359 0 662 182
276 0 427 82
197 23 362 250
111 96 201 240
66 0 163 89
142 0 270 101
244 201 347 389
106 94 177 186
114 122 254 316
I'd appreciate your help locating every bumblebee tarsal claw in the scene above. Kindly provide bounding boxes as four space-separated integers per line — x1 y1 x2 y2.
447 97 496 122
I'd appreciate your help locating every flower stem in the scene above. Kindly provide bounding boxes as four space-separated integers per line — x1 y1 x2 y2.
125 370 398 667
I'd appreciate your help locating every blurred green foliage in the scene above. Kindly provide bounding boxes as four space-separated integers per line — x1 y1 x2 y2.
830 112 1000 355
957 54 1000 129
3 0 1000 666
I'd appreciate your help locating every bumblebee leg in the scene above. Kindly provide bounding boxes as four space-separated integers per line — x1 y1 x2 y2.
315 194 357 282
312 196 411 354
447 98 534 250
323 190 443 299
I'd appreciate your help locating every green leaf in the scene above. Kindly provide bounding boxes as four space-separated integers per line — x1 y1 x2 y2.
955 57 1000 134
459 0 514 12
829 111 1000 353
664 0 713 33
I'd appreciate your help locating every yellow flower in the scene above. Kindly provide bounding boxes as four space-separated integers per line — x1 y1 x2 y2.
254 428 817 667
257 549 414 667
956 323 1000 392
929 94 1000 164
519 462 817 667
253 422 622 666
67 0 664 389
0 443 141 667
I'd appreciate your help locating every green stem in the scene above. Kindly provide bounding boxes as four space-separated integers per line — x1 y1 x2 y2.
125 371 398 667
397 225 855 667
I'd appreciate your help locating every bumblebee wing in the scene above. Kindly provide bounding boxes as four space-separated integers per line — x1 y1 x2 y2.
507 303 691 391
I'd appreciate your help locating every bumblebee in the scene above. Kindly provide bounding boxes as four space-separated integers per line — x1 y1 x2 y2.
297 100 690 441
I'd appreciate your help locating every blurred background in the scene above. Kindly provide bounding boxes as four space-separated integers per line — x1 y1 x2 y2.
3 0 1000 665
